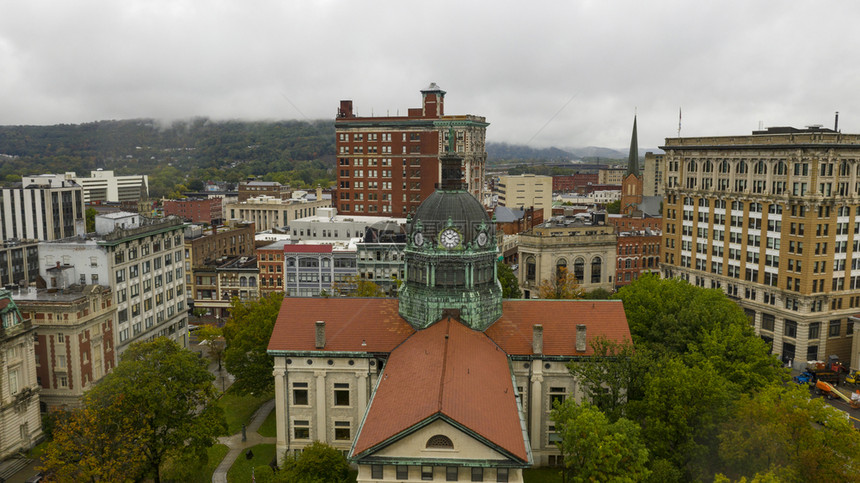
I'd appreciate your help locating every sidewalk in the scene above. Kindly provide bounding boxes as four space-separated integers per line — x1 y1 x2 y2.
212 398 276 483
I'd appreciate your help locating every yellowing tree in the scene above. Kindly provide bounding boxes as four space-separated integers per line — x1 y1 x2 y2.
538 266 585 299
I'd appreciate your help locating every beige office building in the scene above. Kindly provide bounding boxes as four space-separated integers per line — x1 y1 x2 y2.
643 152 665 198
661 126 858 368
496 175 553 220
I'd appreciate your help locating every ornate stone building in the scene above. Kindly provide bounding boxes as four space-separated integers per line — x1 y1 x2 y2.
661 126 858 367
517 216 617 298
14 285 116 410
0 290 42 459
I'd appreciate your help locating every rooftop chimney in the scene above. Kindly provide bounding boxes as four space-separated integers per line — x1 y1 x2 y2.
576 324 587 353
532 324 543 355
315 321 326 349
835 111 840 132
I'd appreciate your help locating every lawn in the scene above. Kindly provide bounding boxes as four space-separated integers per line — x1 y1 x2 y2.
523 467 563 483
257 406 277 437
217 389 274 434
184 444 230 483
226 443 276 483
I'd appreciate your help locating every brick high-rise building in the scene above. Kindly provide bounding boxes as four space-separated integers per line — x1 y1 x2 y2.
661 126 859 368
335 83 488 216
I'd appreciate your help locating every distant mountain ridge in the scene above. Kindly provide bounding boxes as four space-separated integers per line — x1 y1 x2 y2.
487 142 660 163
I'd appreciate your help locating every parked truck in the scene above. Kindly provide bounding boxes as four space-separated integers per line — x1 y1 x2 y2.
804 361 841 385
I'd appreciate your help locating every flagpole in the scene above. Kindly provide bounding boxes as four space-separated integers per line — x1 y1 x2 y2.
678 107 682 137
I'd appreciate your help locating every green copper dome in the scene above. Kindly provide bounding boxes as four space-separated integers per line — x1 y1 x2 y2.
398 151 502 331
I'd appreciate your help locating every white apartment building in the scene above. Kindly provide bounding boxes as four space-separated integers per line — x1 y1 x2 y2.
39 213 188 354
64 169 149 203
1 174 85 241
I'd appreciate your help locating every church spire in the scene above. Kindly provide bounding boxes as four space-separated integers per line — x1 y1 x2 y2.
627 115 639 176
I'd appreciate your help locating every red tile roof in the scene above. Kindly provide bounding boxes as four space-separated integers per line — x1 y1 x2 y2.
283 245 333 253
267 298 414 353
485 300 632 356
352 318 528 462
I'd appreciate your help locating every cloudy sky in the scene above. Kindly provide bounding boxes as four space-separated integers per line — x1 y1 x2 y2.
1 1 858 150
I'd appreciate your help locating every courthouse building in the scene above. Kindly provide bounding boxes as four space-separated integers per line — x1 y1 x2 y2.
661 126 858 367
267 149 632 480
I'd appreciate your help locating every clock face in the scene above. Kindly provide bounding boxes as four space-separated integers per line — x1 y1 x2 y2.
413 231 424 247
476 232 489 247
440 228 461 248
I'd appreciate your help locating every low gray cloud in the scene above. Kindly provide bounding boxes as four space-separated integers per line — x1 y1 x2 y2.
1 0 857 150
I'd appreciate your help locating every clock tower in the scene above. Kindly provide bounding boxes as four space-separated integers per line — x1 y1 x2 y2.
398 138 503 330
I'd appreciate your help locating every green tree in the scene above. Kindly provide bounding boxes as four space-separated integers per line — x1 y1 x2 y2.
551 400 650 483
497 261 522 298
70 338 226 483
276 441 350 483
628 355 735 481
85 207 97 233
223 293 284 395
613 274 750 354
606 199 621 214
332 275 386 297
197 324 226 372
39 400 148 481
538 266 585 299
567 337 646 422
718 384 860 482
582 287 613 299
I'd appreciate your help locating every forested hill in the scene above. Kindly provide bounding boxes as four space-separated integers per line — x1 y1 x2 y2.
0 118 337 197
0 119 634 197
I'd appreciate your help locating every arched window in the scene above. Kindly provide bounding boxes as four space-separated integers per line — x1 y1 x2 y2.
719 161 730 173
240 276 248 287
526 256 536 282
591 257 602 284
774 161 788 176
249 276 257 287
556 258 568 279
687 160 697 172
736 161 748 174
754 161 767 175
574 258 585 283
426 435 453 449
703 160 713 173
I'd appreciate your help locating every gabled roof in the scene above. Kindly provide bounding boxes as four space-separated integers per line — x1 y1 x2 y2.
267 298 414 354
351 318 529 463
485 300 631 356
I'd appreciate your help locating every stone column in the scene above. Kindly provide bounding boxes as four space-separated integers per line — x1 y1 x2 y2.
273 362 288 455
356 371 369 417
529 371 543 453
315 370 327 443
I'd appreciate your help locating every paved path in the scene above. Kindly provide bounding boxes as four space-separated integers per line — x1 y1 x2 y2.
212 398 277 483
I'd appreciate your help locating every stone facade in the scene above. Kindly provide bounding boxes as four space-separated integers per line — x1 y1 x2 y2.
0 290 42 459
661 127 859 367
15 285 116 410
518 220 617 298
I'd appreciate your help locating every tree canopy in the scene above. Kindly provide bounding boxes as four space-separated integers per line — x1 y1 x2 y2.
41 338 227 482
276 441 351 483
551 400 650 483
223 292 284 395
497 261 522 298
538 266 585 299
